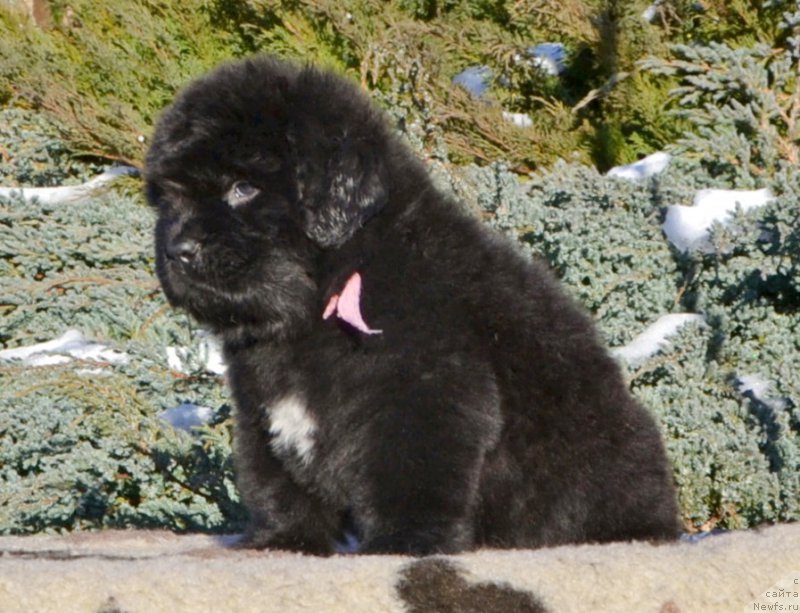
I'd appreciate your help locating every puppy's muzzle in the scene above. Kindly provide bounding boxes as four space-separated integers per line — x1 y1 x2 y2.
166 237 200 265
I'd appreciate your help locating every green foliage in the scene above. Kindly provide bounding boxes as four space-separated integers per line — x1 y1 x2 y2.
0 0 240 163
0 366 244 534
0 109 102 187
642 5 800 183
653 0 787 47
2 0 778 171
630 321 793 531
643 47 800 183
0 109 244 534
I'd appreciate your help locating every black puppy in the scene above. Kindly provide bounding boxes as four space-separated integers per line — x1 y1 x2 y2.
145 56 680 555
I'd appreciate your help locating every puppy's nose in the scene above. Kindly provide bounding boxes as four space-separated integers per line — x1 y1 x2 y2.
166 238 200 264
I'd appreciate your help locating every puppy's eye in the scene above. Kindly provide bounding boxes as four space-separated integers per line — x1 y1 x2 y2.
226 181 261 207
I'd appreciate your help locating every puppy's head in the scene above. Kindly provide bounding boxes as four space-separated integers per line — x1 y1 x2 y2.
145 56 390 334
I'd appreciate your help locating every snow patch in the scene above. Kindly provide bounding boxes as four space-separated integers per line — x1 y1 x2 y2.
502 112 533 128
0 329 129 367
737 375 790 411
642 0 663 22
453 43 565 98
607 152 671 181
612 313 705 365
166 332 226 375
0 166 139 205
662 188 775 252
527 42 567 76
159 403 215 432
452 65 492 97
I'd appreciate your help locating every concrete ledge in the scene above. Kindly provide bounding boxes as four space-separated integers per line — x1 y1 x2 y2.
1 524 798 612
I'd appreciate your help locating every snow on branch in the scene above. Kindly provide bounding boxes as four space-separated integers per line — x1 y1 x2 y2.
0 166 139 205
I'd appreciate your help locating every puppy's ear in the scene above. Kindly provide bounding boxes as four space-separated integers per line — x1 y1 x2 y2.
291 130 388 249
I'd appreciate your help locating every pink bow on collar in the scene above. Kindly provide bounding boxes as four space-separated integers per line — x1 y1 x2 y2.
323 272 383 335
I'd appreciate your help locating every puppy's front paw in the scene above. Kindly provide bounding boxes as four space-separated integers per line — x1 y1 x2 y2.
360 523 474 556
239 523 336 556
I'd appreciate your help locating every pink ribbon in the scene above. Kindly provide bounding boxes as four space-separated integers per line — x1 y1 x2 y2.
323 272 383 335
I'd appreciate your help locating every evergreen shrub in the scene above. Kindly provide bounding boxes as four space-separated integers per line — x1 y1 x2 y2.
5 0 784 171
1 109 245 534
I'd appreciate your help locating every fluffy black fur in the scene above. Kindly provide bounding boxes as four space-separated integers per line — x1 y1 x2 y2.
145 56 680 555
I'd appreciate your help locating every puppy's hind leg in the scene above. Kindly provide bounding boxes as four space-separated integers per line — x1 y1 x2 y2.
355 372 502 556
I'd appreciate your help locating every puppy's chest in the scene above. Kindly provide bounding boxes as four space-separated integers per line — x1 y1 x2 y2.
229 338 365 486
263 393 319 467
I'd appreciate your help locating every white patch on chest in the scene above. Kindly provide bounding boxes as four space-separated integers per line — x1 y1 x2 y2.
266 395 317 463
